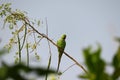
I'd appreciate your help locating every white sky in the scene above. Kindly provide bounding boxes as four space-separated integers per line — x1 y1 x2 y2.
0 0 120 80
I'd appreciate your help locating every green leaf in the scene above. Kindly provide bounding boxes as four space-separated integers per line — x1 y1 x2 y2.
112 46 120 68
9 24 13 29
0 5 3 10
0 67 7 80
0 49 7 56
37 20 40 26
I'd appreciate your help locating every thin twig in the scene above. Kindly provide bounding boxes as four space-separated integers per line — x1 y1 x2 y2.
33 30 37 44
46 18 52 56
45 18 52 80
26 42 29 67
32 29 38 54
62 64 76 74
36 36 44 45
20 24 27 51
17 33 21 64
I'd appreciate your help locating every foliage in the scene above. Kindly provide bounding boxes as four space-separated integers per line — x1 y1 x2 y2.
0 3 42 65
79 42 120 80
112 42 120 80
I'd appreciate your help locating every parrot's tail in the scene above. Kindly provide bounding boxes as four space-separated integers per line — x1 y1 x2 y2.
57 57 61 73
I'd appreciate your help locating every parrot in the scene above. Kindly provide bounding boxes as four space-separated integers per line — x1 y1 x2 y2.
56 34 66 73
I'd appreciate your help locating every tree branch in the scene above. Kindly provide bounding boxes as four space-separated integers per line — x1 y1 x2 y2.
24 18 88 74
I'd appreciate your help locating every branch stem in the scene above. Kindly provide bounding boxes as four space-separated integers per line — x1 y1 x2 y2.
17 33 21 64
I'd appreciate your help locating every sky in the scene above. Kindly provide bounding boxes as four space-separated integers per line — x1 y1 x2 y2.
0 0 120 80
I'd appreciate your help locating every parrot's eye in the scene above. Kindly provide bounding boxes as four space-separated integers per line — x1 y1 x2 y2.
63 36 66 39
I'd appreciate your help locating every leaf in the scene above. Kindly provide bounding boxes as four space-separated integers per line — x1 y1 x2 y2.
0 49 7 56
0 5 3 10
0 67 7 80
9 23 13 29
32 43 37 50
18 24 25 33
35 52 40 60
37 20 40 26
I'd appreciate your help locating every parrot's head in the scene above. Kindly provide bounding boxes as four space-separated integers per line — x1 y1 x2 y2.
61 34 66 39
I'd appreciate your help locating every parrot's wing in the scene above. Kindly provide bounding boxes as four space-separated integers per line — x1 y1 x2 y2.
57 39 66 54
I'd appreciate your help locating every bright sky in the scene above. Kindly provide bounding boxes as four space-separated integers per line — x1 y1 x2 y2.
0 0 120 80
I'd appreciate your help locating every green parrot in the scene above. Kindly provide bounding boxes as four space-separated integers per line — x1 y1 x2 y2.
56 34 66 73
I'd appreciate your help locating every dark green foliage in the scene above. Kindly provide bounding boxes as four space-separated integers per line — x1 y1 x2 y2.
79 44 108 80
79 43 120 80
112 45 120 80
112 45 120 69
0 62 56 80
